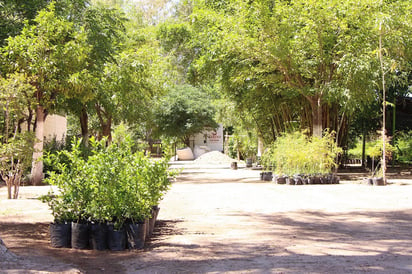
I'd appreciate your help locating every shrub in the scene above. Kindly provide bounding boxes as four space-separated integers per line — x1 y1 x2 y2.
43 133 176 228
395 131 412 164
0 132 35 199
262 131 341 176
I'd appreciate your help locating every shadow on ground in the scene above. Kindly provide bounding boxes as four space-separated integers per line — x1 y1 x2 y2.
3 209 411 273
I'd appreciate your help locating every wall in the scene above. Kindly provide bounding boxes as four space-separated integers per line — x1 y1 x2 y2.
189 124 224 158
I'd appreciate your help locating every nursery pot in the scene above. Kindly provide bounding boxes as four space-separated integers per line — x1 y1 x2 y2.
126 221 147 249
276 176 286 184
261 172 273 181
373 177 385 186
246 158 253 168
309 176 321 185
71 222 89 250
90 223 108 251
148 206 160 238
107 224 126 251
286 177 295 185
294 176 303 185
49 222 71 248
364 178 374 185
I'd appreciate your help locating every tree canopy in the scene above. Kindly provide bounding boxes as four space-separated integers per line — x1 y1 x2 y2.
154 84 218 146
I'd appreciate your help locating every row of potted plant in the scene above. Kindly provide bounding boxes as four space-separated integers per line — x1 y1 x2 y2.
260 131 342 184
260 172 340 184
42 135 177 251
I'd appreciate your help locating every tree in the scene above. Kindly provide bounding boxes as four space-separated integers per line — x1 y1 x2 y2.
154 84 218 146
2 3 90 185
188 0 382 140
0 73 35 198
0 0 88 47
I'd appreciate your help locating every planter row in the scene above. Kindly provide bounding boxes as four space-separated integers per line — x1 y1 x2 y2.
50 206 160 251
260 172 340 185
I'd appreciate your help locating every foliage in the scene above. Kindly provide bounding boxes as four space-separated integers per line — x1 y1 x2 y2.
348 136 395 160
43 131 176 228
0 73 36 199
0 0 88 47
262 131 342 176
154 84 218 146
0 132 35 199
158 0 412 150
227 126 258 160
394 131 412 164
0 73 36 140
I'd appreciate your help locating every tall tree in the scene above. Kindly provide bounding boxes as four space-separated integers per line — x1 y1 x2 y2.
2 3 90 184
189 0 382 139
153 84 218 146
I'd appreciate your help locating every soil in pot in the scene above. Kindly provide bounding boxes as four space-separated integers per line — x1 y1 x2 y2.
90 223 108 251
126 221 146 249
50 222 71 248
107 224 126 251
71 222 89 249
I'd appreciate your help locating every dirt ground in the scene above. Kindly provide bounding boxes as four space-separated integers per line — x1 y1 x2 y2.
1 161 412 273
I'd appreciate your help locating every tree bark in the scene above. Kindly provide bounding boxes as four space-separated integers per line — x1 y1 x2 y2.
79 106 89 146
95 103 112 143
309 95 323 138
31 105 46 185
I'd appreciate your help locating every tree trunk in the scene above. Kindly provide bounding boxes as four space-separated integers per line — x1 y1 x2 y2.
101 118 112 143
31 105 46 185
95 104 112 143
309 96 323 138
361 128 366 168
80 106 89 146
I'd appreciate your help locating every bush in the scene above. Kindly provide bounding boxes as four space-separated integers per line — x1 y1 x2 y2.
262 131 341 176
395 131 412 164
43 133 176 228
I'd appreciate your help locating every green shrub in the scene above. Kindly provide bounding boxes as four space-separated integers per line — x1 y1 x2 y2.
43 133 177 228
395 131 412 164
348 136 395 161
262 131 341 176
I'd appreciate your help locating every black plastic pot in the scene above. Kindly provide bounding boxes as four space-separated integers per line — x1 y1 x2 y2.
71 222 89 249
126 221 146 249
148 206 160 238
90 223 108 251
107 224 126 251
373 177 385 186
294 176 303 185
276 176 287 184
50 222 71 248
261 172 273 181
246 158 253 168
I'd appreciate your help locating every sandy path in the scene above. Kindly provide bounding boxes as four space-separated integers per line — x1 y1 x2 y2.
1 162 412 273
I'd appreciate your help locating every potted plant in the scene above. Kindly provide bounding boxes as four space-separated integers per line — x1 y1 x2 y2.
262 131 342 184
42 130 177 251
40 193 74 248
